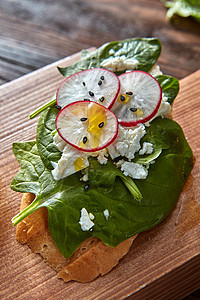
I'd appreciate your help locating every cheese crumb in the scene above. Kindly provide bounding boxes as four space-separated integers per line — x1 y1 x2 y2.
100 55 139 72
155 96 171 118
139 142 153 155
52 134 89 180
121 161 148 179
149 65 163 76
108 48 115 55
80 167 89 182
91 148 108 164
103 209 109 221
53 132 68 152
79 208 95 231
107 124 146 160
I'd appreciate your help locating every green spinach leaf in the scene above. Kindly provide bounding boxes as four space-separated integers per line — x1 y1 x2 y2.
36 107 61 169
11 141 56 196
134 146 162 164
155 75 179 104
11 118 193 258
58 38 162 77
88 157 142 202
163 0 200 22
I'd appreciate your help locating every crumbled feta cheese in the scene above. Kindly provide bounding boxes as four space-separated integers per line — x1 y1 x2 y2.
97 154 108 164
116 141 129 157
121 162 148 179
103 209 109 221
106 144 119 161
53 132 68 152
149 65 163 76
115 159 125 168
101 42 147 72
91 148 108 164
79 208 95 231
148 65 171 119
107 124 146 160
148 65 172 120
52 141 89 181
50 161 57 169
114 42 132 56
100 55 139 72
139 142 153 155
108 48 115 55
80 170 89 182
145 96 171 127
53 133 110 180
155 96 171 118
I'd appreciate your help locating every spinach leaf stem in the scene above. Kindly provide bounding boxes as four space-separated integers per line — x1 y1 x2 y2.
120 175 142 202
29 96 56 119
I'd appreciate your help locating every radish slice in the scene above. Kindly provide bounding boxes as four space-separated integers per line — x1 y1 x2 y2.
111 71 162 127
56 68 120 109
56 101 118 152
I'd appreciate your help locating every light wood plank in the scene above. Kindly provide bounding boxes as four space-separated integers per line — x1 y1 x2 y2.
0 52 199 299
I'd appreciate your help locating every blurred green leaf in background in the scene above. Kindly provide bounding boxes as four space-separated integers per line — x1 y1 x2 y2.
162 0 200 22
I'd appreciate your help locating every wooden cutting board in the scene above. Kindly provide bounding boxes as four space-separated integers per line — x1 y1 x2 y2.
0 52 199 300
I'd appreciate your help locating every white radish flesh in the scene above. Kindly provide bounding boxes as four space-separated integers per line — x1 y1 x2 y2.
57 68 120 109
112 71 162 126
56 101 119 152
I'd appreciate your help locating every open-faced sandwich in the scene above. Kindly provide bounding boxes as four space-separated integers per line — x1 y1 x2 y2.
11 38 194 283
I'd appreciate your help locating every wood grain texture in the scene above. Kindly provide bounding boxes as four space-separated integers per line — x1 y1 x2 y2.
0 0 200 85
0 53 200 299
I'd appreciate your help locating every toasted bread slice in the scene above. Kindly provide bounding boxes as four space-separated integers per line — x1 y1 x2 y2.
16 193 137 282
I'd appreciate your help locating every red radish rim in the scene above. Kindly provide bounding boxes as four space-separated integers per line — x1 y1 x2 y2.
55 100 119 153
56 68 120 110
117 70 162 127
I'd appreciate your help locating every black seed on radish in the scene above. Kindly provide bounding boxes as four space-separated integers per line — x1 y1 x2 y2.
112 71 162 127
126 91 133 95
55 104 62 110
100 76 105 80
98 122 104 128
99 96 105 102
130 107 137 112
56 101 119 152
83 136 88 144
84 98 90 101
120 95 126 101
57 68 120 109
84 184 89 191
89 91 94 97
80 117 88 121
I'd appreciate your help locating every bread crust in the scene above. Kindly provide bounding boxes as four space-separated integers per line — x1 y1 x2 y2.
16 193 137 282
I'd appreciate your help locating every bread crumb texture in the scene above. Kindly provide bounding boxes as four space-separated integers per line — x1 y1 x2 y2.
16 193 136 282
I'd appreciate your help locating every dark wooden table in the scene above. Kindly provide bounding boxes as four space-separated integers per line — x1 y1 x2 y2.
0 0 200 85
0 1 200 299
